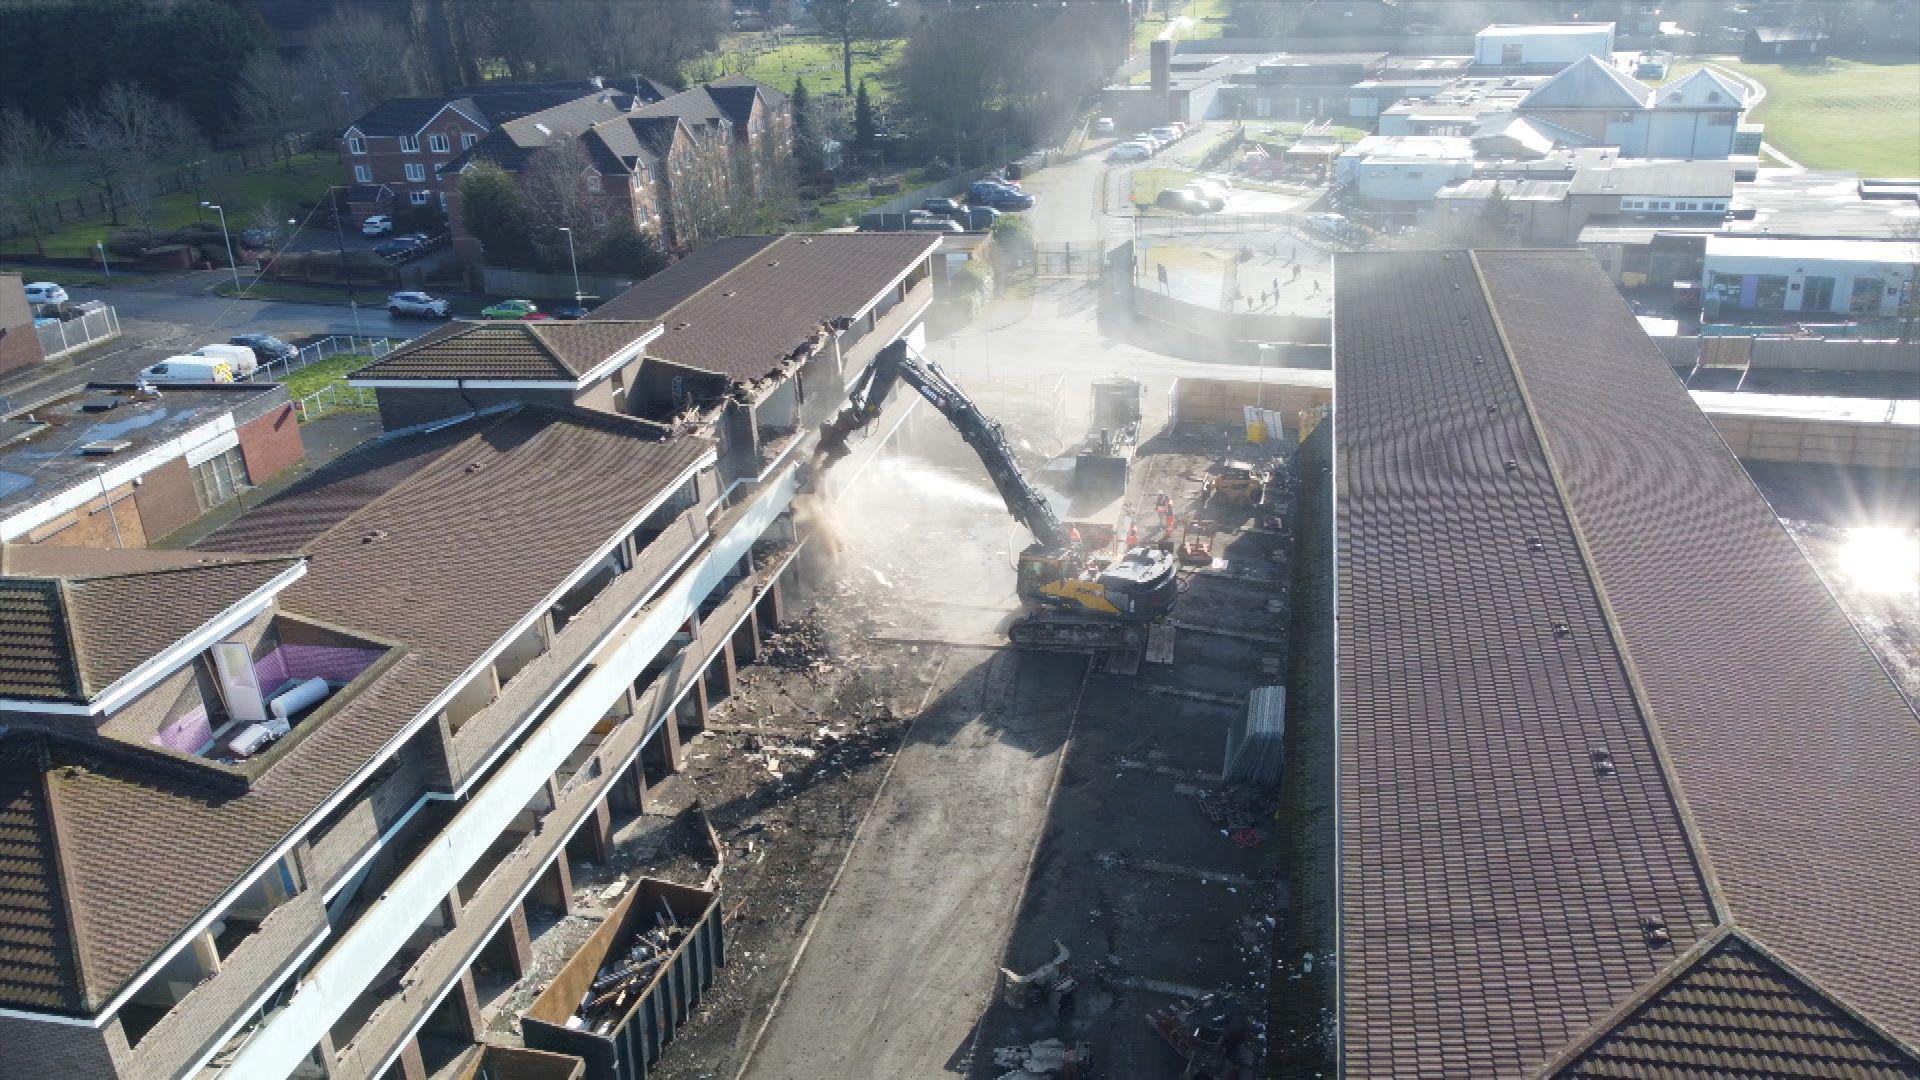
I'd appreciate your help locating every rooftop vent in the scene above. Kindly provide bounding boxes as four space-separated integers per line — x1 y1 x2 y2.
1641 916 1670 947
78 439 132 456
1504 458 1520 471
1551 621 1573 639
465 462 485 475
360 529 389 545
1590 749 1616 776
79 398 123 413
1486 402 1500 414
1526 534 1545 551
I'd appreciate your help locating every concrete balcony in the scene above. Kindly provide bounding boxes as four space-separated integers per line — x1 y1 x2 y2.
329 571 759 1078
132 896 327 1080
219 465 802 1079
448 507 709 786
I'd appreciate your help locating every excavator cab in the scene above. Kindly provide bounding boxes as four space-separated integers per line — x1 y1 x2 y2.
1017 545 1178 620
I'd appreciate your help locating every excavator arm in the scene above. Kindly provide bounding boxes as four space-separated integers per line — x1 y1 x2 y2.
810 340 1069 551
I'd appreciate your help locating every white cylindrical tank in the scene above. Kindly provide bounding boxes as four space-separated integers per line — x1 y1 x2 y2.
270 677 331 721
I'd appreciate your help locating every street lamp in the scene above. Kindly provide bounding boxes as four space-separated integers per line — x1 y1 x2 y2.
558 226 584 309
202 201 239 290
326 187 363 334
95 241 109 280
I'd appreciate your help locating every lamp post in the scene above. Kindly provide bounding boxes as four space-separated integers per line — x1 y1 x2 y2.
558 226 584 309
328 187 363 335
202 201 239 289
95 242 109 280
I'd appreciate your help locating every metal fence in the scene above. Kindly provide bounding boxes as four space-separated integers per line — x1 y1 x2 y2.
36 306 121 359
249 334 399 383
291 381 378 421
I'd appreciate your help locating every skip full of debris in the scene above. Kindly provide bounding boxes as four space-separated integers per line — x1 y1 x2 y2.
993 1037 1092 1078
571 903 688 1035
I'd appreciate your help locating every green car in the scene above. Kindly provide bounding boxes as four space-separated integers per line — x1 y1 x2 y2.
480 299 542 320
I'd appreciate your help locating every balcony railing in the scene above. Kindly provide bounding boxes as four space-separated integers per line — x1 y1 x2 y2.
449 507 708 783
329 570 759 1078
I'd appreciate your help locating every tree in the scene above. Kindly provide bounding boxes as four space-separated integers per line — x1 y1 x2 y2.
853 81 876 147
514 0 725 82
64 84 201 228
0 107 60 257
811 0 894 96
459 162 538 267
790 78 823 174
521 139 610 269
586 218 669 278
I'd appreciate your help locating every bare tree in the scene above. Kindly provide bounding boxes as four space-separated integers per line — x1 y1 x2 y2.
308 10 427 112
518 0 725 83
0 107 60 256
64 84 201 229
521 138 610 267
812 0 895 96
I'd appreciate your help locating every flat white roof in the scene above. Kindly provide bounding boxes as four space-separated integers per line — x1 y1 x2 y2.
1692 390 1920 427
1477 22 1614 38
1340 135 1475 161
1704 236 1920 264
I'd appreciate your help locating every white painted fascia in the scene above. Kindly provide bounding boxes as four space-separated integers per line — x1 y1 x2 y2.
455 380 581 391
847 241 940 326
0 561 307 718
434 101 487 133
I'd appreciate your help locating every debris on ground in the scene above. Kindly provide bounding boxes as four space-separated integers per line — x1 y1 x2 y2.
1147 992 1261 1080
999 940 1077 1015
992 1037 1093 1077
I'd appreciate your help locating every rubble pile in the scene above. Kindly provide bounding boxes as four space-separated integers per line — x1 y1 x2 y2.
575 909 689 1035
760 618 832 672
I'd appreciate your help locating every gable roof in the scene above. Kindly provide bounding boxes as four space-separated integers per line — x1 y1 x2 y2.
0 741 84 1012
705 78 785 130
1519 54 1652 109
593 233 937 382
0 550 304 705
633 86 731 133
350 321 661 384
1554 933 1920 1078
346 96 481 138
1334 249 1920 1075
1653 66 1747 109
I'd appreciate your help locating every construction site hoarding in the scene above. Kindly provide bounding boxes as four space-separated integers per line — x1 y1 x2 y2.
522 879 724 1080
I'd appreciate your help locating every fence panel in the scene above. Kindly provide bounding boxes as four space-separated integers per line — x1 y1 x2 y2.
35 306 122 359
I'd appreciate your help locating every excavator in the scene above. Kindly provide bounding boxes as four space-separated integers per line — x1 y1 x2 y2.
803 340 1178 652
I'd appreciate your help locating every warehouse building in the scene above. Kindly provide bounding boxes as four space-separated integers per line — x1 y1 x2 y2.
0 232 936 1080
1334 249 1920 1077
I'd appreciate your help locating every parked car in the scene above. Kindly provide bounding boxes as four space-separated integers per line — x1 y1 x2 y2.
957 204 1001 230
372 237 415 258
1107 142 1152 163
549 305 591 320
1188 179 1229 209
138 356 233 383
480 298 542 320
239 226 282 249
1306 212 1351 236
1150 126 1180 144
230 333 297 365
388 291 450 318
1168 121 1189 136
1093 116 1116 135
921 197 963 218
1155 188 1209 214
23 282 67 305
360 215 394 236
967 180 1017 204
907 217 965 233
985 188 1035 211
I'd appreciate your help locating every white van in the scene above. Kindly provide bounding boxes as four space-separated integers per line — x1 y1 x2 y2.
140 356 233 383
192 343 260 378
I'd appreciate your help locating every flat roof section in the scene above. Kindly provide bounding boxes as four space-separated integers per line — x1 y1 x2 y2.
1334 249 1920 1076
1704 235 1920 264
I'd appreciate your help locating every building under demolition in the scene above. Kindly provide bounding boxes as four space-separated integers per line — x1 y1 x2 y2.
1333 249 1920 1076
0 231 936 1080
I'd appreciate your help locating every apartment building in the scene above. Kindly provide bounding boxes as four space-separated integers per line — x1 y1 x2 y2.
337 82 614 217
0 231 938 1080
439 77 791 255
0 382 304 550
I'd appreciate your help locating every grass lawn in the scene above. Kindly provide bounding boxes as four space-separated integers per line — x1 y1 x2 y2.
1131 0 1230 51
1129 165 1197 207
281 353 373 401
806 165 942 227
1243 121 1369 146
1664 56 1920 176
699 34 902 101
1 151 340 260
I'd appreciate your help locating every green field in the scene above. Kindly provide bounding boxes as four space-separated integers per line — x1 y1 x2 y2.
1131 0 1230 51
2 151 340 260
696 34 902 101
281 352 372 401
1665 57 1920 177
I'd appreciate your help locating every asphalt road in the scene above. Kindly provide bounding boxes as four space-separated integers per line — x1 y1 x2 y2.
0 271 431 411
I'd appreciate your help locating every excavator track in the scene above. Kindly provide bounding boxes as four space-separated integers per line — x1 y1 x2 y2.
1008 613 1148 653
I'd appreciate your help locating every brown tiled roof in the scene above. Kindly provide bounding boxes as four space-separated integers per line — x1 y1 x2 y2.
1556 933 1920 1078
0 552 302 704
0 407 712 1013
593 233 936 382
1334 249 1920 1075
352 321 659 382
0 741 84 1012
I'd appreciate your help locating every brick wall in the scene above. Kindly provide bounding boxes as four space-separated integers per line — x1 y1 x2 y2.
23 485 147 549
237 404 305 486
0 321 44 378
341 108 487 212
133 457 200 545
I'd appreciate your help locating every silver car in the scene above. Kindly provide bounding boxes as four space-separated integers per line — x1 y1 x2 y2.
387 291 450 318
